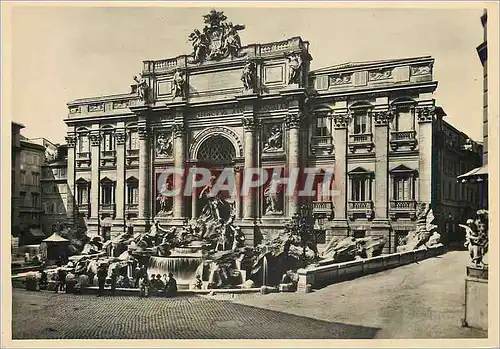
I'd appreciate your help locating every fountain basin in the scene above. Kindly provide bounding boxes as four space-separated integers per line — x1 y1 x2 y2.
147 255 203 289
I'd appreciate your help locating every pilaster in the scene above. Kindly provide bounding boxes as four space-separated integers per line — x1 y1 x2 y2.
115 127 126 223
417 105 435 204
332 110 349 235
65 133 77 226
89 130 100 225
137 122 151 230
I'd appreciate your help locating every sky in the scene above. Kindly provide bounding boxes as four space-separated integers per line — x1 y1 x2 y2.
9 4 485 144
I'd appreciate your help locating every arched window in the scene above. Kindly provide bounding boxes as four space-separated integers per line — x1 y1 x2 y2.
197 136 236 163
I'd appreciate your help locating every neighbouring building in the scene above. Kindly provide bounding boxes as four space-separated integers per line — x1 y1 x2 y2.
457 9 488 209
63 10 481 252
11 122 25 248
18 136 46 245
41 144 69 234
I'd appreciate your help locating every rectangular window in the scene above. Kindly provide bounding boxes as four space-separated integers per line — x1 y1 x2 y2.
31 193 39 207
101 185 113 205
392 176 414 200
20 171 26 184
353 113 368 134
60 168 66 177
77 186 89 205
78 135 89 153
102 133 114 151
315 116 329 137
351 177 370 201
127 185 139 205
19 191 26 205
32 172 40 186
395 108 413 131
128 131 139 150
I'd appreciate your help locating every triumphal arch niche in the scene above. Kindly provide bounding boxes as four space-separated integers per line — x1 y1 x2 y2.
65 9 318 245
137 9 313 244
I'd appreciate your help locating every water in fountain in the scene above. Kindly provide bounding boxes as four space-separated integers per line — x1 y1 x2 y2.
147 253 202 289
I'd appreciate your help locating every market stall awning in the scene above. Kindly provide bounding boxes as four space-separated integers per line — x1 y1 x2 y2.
29 228 46 238
42 232 69 243
457 164 488 182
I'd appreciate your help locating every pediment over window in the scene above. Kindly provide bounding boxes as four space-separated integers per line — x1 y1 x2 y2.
100 176 114 184
349 101 373 111
126 176 139 183
389 165 418 174
390 97 417 107
348 167 373 175
75 177 89 185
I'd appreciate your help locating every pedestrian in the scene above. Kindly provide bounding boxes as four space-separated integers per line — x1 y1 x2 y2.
139 275 150 298
54 267 67 293
65 270 76 294
110 268 118 295
96 264 107 297
164 272 178 298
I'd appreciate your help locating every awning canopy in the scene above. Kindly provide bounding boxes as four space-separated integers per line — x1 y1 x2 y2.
457 164 488 182
42 232 69 243
29 228 46 238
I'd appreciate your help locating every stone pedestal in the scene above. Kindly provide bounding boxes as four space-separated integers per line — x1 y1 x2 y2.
464 265 488 331
370 219 391 254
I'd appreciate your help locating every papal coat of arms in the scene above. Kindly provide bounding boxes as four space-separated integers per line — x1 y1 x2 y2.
188 9 246 63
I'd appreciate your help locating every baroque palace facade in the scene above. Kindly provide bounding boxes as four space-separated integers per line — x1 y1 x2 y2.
64 10 481 252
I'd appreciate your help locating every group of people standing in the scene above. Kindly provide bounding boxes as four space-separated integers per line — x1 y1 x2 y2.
136 271 178 298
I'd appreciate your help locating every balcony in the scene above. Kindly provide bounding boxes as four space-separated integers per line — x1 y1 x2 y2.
76 152 91 167
348 133 374 153
390 130 417 151
389 200 417 220
310 136 333 155
126 149 139 165
99 203 116 214
126 203 138 213
100 150 116 166
312 201 333 216
76 203 90 215
347 200 373 220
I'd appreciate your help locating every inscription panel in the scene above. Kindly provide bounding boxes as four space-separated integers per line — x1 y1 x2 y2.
189 69 242 93
264 65 285 84
158 81 172 96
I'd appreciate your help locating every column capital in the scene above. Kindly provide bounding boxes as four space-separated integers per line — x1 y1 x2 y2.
172 122 185 138
138 126 151 140
285 112 302 130
115 131 127 145
333 113 349 129
373 110 390 126
417 106 436 123
89 132 101 146
65 134 77 148
242 117 261 132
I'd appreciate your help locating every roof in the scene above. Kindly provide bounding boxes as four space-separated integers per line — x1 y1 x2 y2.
457 164 488 181
311 56 433 74
42 232 69 243
29 228 46 238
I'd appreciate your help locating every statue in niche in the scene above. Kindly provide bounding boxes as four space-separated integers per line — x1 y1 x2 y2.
264 173 283 215
188 29 209 63
263 125 283 152
241 60 256 91
156 132 173 158
171 68 186 99
156 177 173 215
134 75 150 102
285 52 302 85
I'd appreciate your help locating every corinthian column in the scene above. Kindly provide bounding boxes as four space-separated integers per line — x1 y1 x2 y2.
89 132 101 221
242 117 259 220
172 122 185 220
137 125 150 225
115 130 126 222
65 133 77 226
373 110 390 219
286 112 301 216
